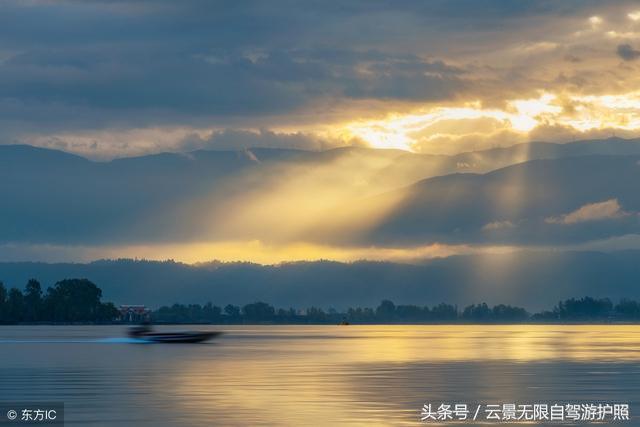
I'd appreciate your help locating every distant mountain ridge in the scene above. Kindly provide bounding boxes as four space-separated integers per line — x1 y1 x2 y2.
3 138 640 307
2 137 640 246
355 154 640 246
1 251 640 309
4 136 640 165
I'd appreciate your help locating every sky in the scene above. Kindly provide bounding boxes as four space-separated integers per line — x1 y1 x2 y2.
3 0 640 158
2 1 640 265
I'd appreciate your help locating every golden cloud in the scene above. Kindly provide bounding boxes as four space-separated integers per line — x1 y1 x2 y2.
338 92 640 154
545 199 629 225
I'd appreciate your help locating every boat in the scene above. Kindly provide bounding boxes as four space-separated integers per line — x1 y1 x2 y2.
128 325 222 343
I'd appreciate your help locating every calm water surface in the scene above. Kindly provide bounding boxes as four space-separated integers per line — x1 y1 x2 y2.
0 325 639 426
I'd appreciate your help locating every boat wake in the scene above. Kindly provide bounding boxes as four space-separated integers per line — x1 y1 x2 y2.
0 337 151 344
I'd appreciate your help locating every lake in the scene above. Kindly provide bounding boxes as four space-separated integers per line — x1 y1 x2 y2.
0 325 639 426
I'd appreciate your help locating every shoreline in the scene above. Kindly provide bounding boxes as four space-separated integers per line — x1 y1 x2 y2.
2 321 640 326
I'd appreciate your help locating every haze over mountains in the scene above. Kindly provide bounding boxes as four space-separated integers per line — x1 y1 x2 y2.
2 137 640 250
2 137 640 307
364 155 640 246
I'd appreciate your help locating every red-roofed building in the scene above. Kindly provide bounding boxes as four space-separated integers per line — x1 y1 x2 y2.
119 305 151 322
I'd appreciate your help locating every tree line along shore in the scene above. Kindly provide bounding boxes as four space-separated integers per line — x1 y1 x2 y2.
1 278 640 324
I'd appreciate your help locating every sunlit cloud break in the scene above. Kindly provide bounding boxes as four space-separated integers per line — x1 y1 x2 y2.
28 90 640 159
343 92 640 154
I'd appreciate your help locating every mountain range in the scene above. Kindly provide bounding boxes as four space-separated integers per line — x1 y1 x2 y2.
2 137 640 307
1 251 639 309
2 137 640 246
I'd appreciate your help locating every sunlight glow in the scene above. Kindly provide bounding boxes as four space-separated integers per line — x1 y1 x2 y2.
590 16 603 25
344 91 640 153
0 241 520 264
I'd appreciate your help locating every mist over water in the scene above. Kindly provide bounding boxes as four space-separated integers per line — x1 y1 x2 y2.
1 325 639 426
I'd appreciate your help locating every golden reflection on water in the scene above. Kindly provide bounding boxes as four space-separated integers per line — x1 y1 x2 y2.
165 325 640 426
2 325 640 426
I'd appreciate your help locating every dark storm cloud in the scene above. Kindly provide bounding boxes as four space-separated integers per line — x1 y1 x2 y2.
0 47 465 135
0 0 625 134
0 0 469 130
616 44 640 61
